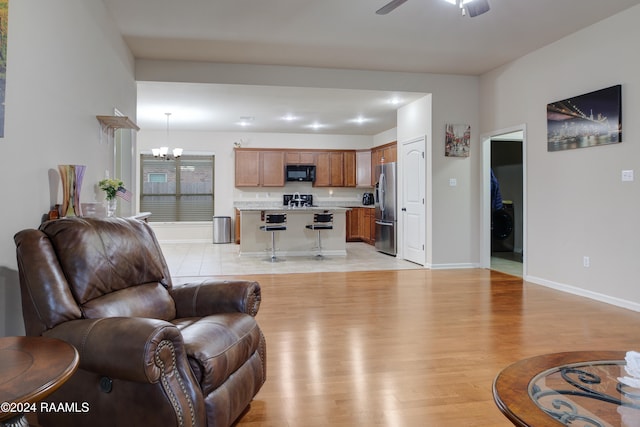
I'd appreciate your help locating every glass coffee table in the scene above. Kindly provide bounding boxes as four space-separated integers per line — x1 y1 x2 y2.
493 351 640 426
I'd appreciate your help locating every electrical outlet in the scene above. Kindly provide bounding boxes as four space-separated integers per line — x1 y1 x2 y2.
583 256 590 268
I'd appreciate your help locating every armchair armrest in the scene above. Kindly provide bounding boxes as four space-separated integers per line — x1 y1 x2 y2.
43 317 185 384
170 280 261 318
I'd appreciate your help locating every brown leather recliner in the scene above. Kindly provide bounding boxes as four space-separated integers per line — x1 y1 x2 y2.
14 217 266 427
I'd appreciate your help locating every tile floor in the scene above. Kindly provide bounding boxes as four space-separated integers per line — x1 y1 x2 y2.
490 257 523 277
160 242 525 281
490 251 523 277
161 241 423 280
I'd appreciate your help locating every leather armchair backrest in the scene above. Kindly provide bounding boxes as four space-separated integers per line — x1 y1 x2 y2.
15 217 177 335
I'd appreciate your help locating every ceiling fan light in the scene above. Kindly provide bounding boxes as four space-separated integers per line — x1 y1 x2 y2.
375 0 408 15
173 148 183 157
152 148 161 157
465 0 490 17
160 146 169 156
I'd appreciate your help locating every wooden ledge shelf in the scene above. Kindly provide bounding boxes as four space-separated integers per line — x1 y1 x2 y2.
96 115 140 131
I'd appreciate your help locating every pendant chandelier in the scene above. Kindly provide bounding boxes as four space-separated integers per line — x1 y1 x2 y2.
152 113 183 160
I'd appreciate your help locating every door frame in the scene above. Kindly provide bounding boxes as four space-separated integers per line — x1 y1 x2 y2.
480 124 527 277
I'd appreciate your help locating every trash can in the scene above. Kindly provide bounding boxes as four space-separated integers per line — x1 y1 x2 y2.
212 216 232 244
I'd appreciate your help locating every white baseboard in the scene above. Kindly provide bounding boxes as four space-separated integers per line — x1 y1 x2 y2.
426 262 480 270
526 275 640 313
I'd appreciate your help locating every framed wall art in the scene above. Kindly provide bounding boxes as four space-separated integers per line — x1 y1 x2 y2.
445 123 470 157
547 85 622 152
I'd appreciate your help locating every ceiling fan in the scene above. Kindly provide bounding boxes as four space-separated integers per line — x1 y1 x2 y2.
376 0 490 17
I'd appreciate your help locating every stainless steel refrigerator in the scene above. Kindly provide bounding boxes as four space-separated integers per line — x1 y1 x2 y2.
374 162 397 256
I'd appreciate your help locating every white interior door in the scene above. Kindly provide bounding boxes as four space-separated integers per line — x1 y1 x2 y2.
402 137 426 265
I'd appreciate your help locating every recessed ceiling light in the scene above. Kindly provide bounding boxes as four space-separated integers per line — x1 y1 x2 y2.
237 116 255 127
388 97 402 106
282 114 299 121
307 122 324 130
350 116 370 125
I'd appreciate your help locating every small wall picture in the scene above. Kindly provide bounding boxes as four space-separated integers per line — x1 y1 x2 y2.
445 124 471 157
547 85 622 152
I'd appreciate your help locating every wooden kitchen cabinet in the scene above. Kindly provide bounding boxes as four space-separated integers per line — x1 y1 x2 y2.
382 144 397 163
359 208 376 244
346 208 360 242
344 151 356 187
367 208 376 244
356 150 371 187
236 148 357 188
286 151 315 164
331 152 344 186
261 151 285 186
371 142 397 185
235 149 285 187
235 209 241 244
314 152 331 186
235 150 261 186
358 208 369 242
346 207 375 245
314 151 345 187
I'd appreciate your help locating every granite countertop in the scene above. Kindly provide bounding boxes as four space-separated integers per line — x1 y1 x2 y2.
234 201 374 210
236 206 351 212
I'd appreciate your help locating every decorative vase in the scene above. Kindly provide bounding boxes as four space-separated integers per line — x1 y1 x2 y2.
58 165 86 217
106 198 117 217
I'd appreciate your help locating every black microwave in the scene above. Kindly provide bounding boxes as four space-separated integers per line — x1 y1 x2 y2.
286 164 316 182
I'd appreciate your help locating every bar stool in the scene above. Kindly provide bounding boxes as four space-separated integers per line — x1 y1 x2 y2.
305 212 333 258
260 213 287 262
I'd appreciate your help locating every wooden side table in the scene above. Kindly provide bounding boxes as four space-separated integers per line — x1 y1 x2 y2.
493 350 631 426
0 336 79 426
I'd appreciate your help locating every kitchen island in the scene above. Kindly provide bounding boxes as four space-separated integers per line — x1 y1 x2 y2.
238 207 348 256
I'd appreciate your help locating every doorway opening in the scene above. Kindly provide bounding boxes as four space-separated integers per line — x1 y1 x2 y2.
481 126 526 277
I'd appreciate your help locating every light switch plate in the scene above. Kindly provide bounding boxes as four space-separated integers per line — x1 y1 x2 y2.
622 170 634 182
449 178 457 187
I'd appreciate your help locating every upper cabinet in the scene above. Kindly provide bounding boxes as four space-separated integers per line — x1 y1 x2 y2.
235 150 261 186
371 142 397 185
235 149 285 187
355 150 371 187
234 148 366 188
285 152 315 165
261 151 286 186
313 152 335 187
314 151 354 187
344 151 356 187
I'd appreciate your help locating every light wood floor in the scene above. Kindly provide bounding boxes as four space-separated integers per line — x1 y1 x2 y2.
219 268 640 426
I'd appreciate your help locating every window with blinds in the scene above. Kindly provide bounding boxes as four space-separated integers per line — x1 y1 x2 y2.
140 155 215 222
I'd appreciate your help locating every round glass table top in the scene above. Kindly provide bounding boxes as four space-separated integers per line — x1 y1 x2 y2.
529 360 640 426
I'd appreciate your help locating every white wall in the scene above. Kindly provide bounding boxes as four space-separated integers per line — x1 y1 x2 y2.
480 5 640 308
373 128 397 147
0 1 136 336
136 61 481 263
